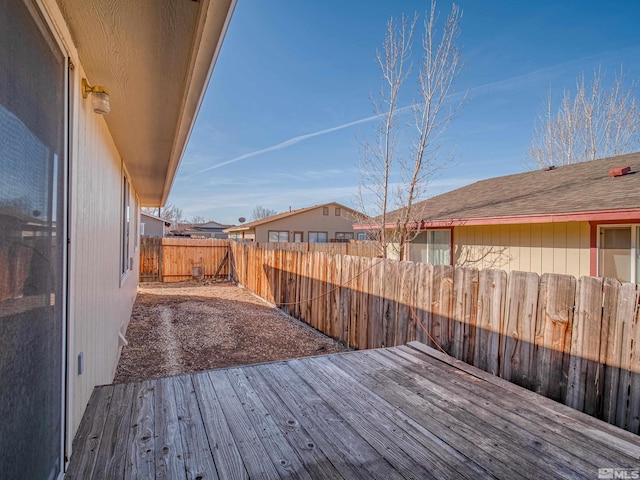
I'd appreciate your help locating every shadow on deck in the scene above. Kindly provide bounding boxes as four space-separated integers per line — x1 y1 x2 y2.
65 342 640 479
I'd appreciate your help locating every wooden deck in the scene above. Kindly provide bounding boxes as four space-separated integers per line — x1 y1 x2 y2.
66 342 640 479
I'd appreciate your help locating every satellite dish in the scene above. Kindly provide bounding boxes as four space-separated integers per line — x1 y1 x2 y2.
238 217 246 223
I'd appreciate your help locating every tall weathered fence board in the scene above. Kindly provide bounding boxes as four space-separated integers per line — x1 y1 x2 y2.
229 241 640 434
139 237 161 282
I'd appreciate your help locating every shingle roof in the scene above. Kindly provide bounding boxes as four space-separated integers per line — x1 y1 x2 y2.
382 152 640 226
224 202 361 232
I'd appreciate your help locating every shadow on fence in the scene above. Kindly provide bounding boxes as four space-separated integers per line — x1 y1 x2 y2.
229 242 640 434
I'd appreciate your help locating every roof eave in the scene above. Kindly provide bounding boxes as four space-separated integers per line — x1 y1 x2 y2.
354 208 640 230
160 0 237 205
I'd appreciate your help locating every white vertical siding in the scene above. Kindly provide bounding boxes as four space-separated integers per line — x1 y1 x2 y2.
68 65 139 433
454 222 590 278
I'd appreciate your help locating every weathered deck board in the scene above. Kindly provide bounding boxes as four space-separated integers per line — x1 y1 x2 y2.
66 343 640 479
368 348 580 478
388 346 633 469
191 372 248 480
65 384 113 479
154 377 186 479
257 362 402 479
125 381 156 480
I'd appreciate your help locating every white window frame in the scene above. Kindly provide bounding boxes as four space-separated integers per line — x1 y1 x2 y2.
335 232 354 240
309 231 328 243
121 175 131 276
268 230 289 242
409 228 452 265
597 224 640 283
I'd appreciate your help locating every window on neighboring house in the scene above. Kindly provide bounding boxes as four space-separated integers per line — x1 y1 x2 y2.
268 230 289 242
122 176 131 275
140 223 146 236
357 232 368 241
133 196 139 249
409 229 451 265
599 225 640 282
323 207 329 215
309 231 328 243
335 232 354 241
335 207 341 216
293 231 303 242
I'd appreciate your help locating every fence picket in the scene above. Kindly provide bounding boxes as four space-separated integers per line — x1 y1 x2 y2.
500 271 539 389
368 258 384 349
535 273 576 402
382 261 398 348
567 276 604 415
451 267 478 364
614 284 640 431
474 269 507 375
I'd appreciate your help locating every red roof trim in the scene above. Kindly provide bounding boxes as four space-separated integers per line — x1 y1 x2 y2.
354 208 640 230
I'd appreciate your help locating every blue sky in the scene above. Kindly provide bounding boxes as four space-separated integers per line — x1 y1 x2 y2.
171 0 640 225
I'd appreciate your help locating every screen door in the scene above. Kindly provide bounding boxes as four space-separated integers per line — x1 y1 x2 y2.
0 0 66 478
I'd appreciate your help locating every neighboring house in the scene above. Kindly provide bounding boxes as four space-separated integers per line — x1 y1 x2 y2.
0 0 235 477
140 212 171 237
170 220 234 239
225 202 364 243
355 153 640 282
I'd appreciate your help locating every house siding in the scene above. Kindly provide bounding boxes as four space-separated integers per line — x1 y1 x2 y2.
454 222 590 278
68 68 140 434
253 206 357 243
141 214 166 237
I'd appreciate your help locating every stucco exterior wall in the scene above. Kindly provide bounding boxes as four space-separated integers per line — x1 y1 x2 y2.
454 222 591 278
253 205 357 243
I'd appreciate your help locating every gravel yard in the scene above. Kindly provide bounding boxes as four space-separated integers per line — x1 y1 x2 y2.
113 281 349 383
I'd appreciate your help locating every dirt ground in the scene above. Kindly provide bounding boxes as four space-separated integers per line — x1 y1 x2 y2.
113 280 349 383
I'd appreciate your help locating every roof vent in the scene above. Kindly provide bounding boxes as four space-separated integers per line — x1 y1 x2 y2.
608 166 631 177
542 165 555 171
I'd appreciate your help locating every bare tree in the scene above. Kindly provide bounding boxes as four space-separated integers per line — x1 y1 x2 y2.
356 13 416 258
357 1 464 260
141 202 184 226
251 205 278 221
528 66 640 169
190 215 207 224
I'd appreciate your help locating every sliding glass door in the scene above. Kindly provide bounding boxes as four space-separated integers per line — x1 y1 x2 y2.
598 225 640 283
0 1 66 478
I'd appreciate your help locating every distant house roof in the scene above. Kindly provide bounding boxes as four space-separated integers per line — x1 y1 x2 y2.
196 221 234 230
224 202 361 232
140 212 171 226
359 153 640 229
169 220 234 236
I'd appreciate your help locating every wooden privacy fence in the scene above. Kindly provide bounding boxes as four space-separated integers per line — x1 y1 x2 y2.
140 237 230 282
257 241 379 257
229 242 640 434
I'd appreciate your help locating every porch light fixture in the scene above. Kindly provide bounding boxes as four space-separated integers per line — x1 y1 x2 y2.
82 78 110 115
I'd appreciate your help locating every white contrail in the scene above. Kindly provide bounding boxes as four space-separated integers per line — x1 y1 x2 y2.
183 47 636 178
183 110 405 177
